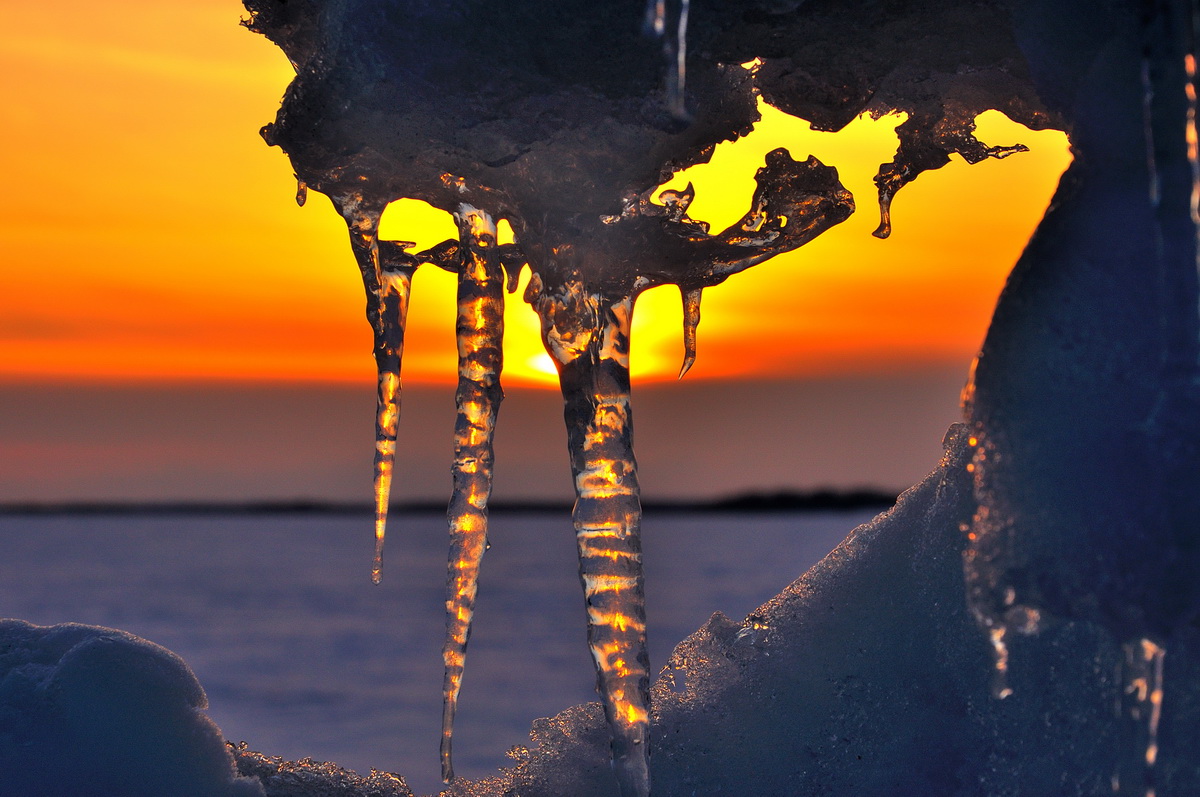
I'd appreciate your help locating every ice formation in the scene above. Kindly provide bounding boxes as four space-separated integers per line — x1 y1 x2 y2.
0 620 265 797
236 0 1199 794
441 204 505 783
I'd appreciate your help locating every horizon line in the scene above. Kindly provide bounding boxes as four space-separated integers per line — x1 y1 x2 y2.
0 489 899 517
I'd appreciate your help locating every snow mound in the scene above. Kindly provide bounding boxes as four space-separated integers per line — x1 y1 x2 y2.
0 619 264 797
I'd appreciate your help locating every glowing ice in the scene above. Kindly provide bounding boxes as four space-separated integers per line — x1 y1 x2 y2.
325 196 409 584
532 279 650 795
441 204 506 783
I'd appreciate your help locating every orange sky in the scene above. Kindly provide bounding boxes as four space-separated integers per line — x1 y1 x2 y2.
0 0 1072 390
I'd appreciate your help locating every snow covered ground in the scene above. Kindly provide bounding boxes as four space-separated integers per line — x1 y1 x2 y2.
0 510 860 795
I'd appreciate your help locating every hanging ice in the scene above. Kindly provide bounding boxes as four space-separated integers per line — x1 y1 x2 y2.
249 41 849 784
325 195 413 585
531 278 650 795
642 0 690 119
441 204 505 783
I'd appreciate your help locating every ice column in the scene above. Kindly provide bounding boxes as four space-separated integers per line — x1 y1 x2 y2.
441 205 505 783
532 277 650 797
643 0 690 119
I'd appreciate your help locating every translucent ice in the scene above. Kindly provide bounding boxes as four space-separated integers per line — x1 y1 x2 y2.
442 205 506 782
530 278 650 797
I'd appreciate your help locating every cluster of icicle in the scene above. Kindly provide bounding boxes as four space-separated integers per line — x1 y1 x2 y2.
293 17 1036 797
321 135 861 796
319 134 1031 797
329 190 661 794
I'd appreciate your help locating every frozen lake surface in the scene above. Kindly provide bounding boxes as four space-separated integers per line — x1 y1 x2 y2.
0 509 874 795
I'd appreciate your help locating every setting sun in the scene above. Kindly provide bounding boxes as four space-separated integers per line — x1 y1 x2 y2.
0 0 1070 389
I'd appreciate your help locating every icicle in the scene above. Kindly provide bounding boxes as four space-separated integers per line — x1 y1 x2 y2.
372 241 417 584
533 279 650 797
336 196 414 585
643 0 689 120
671 0 690 120
679 287 701 378
295 179 308 207
338 198 393 585
1114 638 1166 796
441 204 505 784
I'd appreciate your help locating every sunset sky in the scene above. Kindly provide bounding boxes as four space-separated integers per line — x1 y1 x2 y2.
0 0 1072 503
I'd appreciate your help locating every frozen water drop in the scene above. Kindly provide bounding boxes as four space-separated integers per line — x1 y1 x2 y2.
441 204 505 784
872 194 894 239
679 287 701 378
499 242 528 294
295 179 308 207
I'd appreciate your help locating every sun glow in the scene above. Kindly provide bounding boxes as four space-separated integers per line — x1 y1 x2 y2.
0 0 1072 389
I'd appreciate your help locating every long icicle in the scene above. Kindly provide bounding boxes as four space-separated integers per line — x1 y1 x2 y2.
337 198 413 585
441 204 505 784
374 242 417 584
535 279 651 797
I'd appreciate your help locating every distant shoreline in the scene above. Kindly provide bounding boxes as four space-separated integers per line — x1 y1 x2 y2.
0 490 897 517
